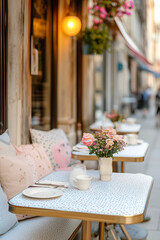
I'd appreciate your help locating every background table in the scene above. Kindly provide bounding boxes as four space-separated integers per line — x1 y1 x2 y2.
9 171 153 240
89 121 141 135
89 120 114 130
72 141 149 172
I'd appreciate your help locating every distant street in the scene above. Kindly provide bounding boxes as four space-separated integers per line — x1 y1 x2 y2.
126 100 160 240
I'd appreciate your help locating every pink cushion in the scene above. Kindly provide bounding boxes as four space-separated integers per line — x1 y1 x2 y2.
51 140 72 169
0 144 52 221
30 128 72 170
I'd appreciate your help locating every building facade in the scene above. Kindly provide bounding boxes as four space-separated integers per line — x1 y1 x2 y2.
1 0 159 145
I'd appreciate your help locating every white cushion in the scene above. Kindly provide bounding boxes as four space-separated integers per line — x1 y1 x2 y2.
0 216 81 240
0 130 16 156
0 185 17 235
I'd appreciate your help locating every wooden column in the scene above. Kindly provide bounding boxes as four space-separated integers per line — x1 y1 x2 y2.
7 0 31 144
0 0 7 134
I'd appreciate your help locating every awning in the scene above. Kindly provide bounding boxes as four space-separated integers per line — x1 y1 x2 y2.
114 17 152 66
139 63 160 78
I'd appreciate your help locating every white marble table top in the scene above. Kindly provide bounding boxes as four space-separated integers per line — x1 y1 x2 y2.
9 171 153 223
72 141 149 161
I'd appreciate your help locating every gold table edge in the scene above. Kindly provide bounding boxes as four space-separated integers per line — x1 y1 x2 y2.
9 203 145 224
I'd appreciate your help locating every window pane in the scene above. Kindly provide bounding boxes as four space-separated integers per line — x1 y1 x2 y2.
31 0 51 130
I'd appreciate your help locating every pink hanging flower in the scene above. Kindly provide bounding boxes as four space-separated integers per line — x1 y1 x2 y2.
93 19 100 25
99 7 107 16
129 0 134 9
126 11 131 15
93 25 98 29
100 14 106 19
122 1 128 10
117 10 124 18
94 5 99 10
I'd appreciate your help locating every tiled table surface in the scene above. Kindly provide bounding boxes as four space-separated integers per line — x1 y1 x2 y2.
9 171 153 222
9 171 153 240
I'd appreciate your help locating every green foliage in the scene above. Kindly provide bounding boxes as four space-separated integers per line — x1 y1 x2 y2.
82 26 112 54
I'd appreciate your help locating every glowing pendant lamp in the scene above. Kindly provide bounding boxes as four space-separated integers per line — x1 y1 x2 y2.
62 15 81 36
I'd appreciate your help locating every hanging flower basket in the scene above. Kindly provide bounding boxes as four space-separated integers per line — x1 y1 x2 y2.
82 25 112 55
81 1 134 55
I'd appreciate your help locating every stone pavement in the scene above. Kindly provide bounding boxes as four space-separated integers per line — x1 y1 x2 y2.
125 104 160 240
75 103 160 240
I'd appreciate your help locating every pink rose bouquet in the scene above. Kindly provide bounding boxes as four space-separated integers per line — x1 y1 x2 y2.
105 112 125 123
82 127 126 158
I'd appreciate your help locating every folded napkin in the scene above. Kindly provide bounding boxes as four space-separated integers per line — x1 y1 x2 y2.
72 144 89 153
72 146 89 153
35 180 69 188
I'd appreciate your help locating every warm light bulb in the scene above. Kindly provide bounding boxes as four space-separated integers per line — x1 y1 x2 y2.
62 16 81 36
68 21 74 28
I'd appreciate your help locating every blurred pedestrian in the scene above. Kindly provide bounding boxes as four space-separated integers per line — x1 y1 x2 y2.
155 87 160 127
137 88 143 110
141 86 151 118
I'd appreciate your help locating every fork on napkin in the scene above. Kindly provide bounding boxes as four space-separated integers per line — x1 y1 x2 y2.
29 180 69 190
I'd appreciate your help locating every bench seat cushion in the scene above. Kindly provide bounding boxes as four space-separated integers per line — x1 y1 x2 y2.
0 185 17 235
0 216 81 240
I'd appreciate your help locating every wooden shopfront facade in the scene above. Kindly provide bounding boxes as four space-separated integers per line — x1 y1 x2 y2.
1 0 98 146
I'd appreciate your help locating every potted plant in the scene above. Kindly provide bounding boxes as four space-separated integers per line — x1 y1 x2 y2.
81 127 126 181
82 25 112 55
81 0 134 54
